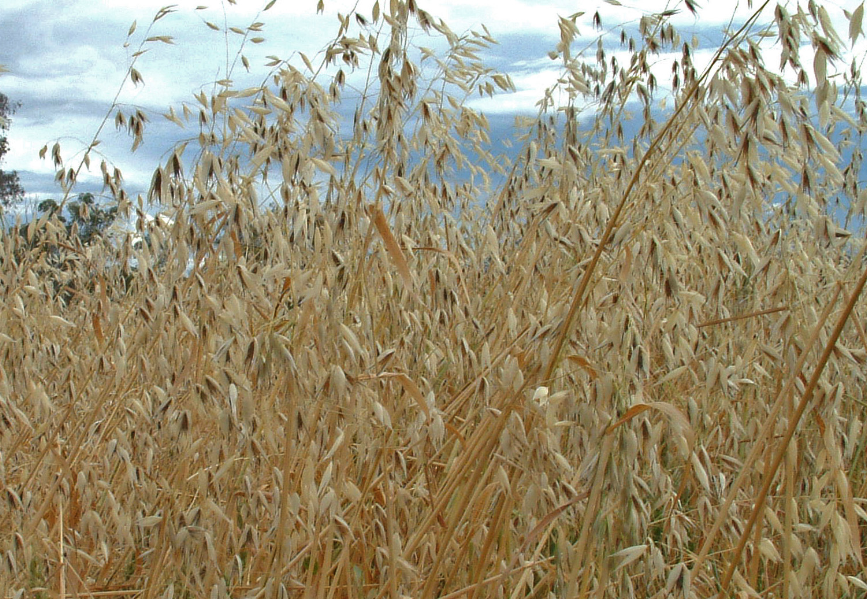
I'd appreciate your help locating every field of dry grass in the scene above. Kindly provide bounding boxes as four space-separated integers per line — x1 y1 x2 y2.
2 1 867 597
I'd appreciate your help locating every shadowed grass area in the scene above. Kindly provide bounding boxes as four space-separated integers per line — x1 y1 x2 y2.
1 1 867 597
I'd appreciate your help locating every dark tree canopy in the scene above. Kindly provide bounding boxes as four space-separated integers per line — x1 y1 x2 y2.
36 193 118 245
0 92 24 207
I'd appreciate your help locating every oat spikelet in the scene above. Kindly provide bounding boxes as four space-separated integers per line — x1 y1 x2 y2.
370 202 416 296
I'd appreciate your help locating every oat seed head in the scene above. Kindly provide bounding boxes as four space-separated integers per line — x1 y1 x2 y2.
1 1 867 597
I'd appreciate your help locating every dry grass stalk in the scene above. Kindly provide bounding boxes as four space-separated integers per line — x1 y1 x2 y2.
1 0 866 597
718 259 867 595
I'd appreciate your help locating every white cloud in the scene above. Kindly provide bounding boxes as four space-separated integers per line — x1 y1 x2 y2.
1 0 865 199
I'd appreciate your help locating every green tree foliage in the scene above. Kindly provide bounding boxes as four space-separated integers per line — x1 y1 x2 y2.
35 193 118 244
0 92 24 207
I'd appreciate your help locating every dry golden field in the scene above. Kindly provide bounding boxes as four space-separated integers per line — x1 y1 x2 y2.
2 1 867 597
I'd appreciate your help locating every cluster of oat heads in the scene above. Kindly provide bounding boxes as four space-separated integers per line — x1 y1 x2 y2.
2 0 867 597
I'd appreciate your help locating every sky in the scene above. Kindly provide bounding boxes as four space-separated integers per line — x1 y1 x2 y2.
0 0 864 213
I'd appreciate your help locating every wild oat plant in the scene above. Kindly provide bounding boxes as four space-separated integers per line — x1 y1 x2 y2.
2 1 867 597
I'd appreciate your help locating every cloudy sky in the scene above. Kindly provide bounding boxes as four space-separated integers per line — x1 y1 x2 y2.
0 0 863 210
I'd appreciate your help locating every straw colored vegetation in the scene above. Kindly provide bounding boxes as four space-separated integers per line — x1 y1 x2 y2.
2 0 867 596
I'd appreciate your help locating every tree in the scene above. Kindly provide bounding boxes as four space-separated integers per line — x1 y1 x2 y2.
0 92 24 207
36 193 118 245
